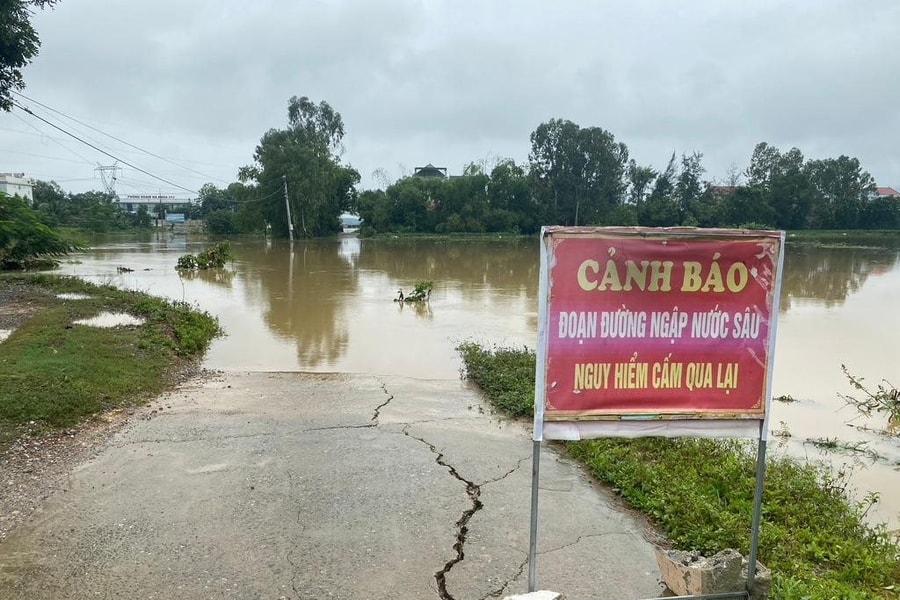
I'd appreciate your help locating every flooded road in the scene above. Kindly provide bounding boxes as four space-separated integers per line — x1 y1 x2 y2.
60 232 900 527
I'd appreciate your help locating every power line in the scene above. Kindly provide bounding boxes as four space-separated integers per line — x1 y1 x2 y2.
13 100 199 196
12 91 233 186
0 148 93 165
10 111 97 166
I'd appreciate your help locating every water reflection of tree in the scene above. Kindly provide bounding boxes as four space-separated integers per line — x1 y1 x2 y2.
780 245 900 310
396 299 433 320
239 240 357 368
357 238 540 299
177 268 235 288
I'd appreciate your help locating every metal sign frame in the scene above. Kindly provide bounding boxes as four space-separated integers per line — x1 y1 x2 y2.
527 226 786 596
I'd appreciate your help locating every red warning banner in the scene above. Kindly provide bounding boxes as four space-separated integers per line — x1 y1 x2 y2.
540 227 783 420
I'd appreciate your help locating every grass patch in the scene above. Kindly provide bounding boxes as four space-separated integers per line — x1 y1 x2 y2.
0 274 221 428
457 342 535 416
458 342 900 599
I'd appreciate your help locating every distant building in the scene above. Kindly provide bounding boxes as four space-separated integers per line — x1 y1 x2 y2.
340 213 361 230
875 186 900 198
0 173 33 203
116 194 195 214
413 164 448 179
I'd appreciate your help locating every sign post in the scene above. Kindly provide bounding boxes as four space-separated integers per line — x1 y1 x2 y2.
528 226 785 594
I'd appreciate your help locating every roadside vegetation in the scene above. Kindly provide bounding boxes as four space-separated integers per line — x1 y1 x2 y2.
458 342 900 600
0 193 80 270
0 275 220 437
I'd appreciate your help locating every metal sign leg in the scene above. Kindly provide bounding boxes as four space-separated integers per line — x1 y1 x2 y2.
747 429 768 587
527 439 542 592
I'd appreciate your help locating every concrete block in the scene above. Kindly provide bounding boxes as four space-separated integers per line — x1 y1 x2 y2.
503 592 564 600
742 557 772 600
656 548 744 595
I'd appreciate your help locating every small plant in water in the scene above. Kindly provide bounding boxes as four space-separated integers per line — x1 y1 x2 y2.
839 364 900 429
176 242 233 271
397 280 433 302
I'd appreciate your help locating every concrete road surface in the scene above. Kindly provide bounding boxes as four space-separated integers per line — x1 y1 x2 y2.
0 372 664 599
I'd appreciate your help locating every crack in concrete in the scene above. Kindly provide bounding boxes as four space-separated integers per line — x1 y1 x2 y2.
479 455 531 487
372 380 393 423
302 424 376 432
285 469 304 600
285 547 303 600
281 381 397 599
401 416 481 426
539 531 625 556
401 425 482 600
476 533 625 599
480 558 528 600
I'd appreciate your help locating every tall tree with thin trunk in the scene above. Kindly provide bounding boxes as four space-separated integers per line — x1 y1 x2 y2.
239 96 359 238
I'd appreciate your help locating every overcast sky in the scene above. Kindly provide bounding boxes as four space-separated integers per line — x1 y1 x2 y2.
3 0 899 198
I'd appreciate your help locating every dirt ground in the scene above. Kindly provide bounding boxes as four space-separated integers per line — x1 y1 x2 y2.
0 278 201 541
0 279 51 334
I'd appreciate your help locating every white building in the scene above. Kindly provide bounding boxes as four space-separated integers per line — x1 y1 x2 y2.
0 173 34 203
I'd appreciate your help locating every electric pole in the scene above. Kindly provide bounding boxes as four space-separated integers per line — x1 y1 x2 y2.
282 175 294 242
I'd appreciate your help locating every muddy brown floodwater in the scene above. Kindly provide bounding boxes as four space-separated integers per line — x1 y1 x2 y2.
58 232 900 528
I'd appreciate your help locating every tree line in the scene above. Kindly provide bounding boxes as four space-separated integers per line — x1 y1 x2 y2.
23 98 900 239
357 120 898 235
30 181 154 232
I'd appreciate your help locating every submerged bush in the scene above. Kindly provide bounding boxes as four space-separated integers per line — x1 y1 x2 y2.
176 242 233 270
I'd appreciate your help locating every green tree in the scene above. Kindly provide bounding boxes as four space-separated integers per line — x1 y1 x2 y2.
804 155 875 229
30 179 67 225
722 187 776 228
67 191 127 232
1 1 59 111
198 183 235 217
486 159 534 233
529 119 629 226
0 192 77 269
625 161 657 207
442 164 489 232
204 209 238 235
130 204 152 228
222 182 265 233
384 177 435 232
638 154 680 226
356 189 391 233
860 196 900 229
746 143 814 229
675 152 705 219
239 96 359 238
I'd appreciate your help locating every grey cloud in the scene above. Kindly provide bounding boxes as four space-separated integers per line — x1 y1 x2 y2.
5 0 899 194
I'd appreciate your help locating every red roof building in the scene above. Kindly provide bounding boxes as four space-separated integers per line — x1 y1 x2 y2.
875 186 899 198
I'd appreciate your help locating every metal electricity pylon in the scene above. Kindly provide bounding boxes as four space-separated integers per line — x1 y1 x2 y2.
95 163 121 196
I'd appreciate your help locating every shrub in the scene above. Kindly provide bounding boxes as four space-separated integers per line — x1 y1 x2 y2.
176 242 233 271
0 193 79 269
